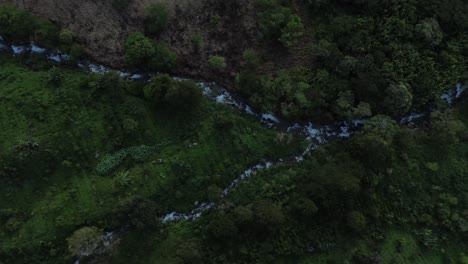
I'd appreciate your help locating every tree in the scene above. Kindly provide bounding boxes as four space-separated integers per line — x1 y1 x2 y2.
415 18 443 46
241 49 261 70
125 32 155 66
206 184 223 201
363 115 399 143
383 83 413 116
67 226 104 257
175 239 203 264
347 211 367 231
279 15 304 48
59 29 73 45
336 56 359 77
208 56 227 72
207 212 238 239
256 0 292 40
0 4 36 42
292 197 318 216
164 80 203 110
47 67 63 86
144 74 173 102
253 200 285 228
148 42 177 72
145 3 169 35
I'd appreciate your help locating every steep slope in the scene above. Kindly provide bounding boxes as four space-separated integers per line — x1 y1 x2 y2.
0 0 257 80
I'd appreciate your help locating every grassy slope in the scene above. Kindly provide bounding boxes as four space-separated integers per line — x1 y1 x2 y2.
0 55 302 263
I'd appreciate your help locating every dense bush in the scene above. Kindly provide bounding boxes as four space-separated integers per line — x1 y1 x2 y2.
47 66 64 86
59 29 73 45
126 32 176 72
256 0 292 41
125 32 155 66
208 56 227 72
143 74 202 110
96 145 156 175
67 227 104 257
279 15 304 48
148 42 177 72
246 0 467 122
145 3 169 35
0 4 36 42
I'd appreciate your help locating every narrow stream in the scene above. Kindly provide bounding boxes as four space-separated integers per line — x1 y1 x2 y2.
1 37 465 261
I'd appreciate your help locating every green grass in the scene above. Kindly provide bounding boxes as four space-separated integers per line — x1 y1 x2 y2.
0 56 303 263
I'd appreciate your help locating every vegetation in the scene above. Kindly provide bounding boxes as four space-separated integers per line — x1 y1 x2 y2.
244 0 468 122
0 2 467 264
144 3 169 35
208 55 227 72
125 32 176 72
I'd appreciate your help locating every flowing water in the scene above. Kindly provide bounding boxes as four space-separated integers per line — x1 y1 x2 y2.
0 37 465 261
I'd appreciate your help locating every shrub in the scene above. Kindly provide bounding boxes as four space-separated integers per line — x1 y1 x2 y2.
148 42 177 72
96 150 128 176
241 49 260 69
34 19 60 47
96 145 156 175
210 15 222 26
0 4 36 42
346 211 367 231
125 32 155 66
59 29 73 45
383 83 413 117
279 15 304 48
143 74 173 102
67 227 104 257
165 80 203 110
415 18 443 46
69 43 84 60
192 34 204 50
47 67 63 86
208 56 227 72
145 3 169 35
127 145 155 162
255 0 292 40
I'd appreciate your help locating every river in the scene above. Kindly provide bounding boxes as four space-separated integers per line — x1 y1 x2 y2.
0 36 465 262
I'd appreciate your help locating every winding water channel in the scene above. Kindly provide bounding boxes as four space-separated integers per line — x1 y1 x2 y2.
1 37 466 261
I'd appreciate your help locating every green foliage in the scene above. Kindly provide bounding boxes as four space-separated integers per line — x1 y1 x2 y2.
415 18 444 46
165 80 203 110
47 66 64 86
383 83 413 116
96 145 156 175
145 3 169 35
241 49 261 69
125 32 155 66
0 4 35 42
279 15 304 48
148 42 177 72
0 58 298 264
191 34 204 50
143 74 202 110
208 56 227 72
346 211 367 231
125 32 176 72
256 0 293 41
67 226 103 256
59 29 74 45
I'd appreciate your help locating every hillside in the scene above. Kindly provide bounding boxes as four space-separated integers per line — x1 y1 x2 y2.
0 1 467 264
